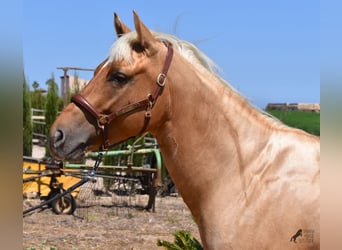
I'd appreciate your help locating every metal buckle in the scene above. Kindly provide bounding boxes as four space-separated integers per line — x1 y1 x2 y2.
145 95 154 118
156 73 167 87
145 103 153 118
145 110 151 118
97 115 109 128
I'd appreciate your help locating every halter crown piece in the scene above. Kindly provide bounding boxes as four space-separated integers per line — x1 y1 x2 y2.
71 41 174 150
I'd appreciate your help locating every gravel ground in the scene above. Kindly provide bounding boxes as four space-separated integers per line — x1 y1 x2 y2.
23 194 200 250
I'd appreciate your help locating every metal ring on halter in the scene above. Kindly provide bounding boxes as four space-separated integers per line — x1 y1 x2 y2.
145 95 154 118
145 110 151 118
146 93 155 105
157 73 167 87
97 115 109 128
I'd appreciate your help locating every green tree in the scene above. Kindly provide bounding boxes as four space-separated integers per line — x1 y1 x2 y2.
45 74 60 157
32 80 39 91
66 72 82 105
72 71 81 94
30 81 46 139
31 81 46 110
23 75 33 156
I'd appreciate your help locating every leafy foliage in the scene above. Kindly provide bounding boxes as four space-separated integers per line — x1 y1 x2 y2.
45 74 60 156
23 74 32 156
31 81 46 109
157 230 203 250
66 72 82 104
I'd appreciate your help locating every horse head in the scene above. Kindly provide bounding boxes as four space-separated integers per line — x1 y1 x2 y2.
49 11 173 160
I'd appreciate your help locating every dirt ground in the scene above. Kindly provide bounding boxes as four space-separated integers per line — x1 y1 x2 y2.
23 195 200 250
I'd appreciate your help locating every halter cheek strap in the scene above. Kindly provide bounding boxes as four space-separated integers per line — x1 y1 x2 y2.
71 41 173 150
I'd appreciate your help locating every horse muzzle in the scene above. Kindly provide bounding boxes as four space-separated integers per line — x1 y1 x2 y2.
49 126 89 161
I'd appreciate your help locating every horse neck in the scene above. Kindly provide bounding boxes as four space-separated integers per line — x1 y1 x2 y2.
153 56 274 206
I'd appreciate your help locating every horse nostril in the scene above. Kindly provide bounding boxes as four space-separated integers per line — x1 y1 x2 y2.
53 129 65 148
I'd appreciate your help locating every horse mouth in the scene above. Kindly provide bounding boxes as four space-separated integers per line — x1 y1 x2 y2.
51 143 87 162
68 144 87 161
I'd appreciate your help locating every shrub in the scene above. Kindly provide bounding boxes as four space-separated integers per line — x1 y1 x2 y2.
157 230 203 250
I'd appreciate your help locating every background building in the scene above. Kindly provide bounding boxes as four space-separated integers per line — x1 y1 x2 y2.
265 103 320 113
60 74 90 106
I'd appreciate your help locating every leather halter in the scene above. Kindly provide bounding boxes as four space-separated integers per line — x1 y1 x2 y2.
71 41 173 150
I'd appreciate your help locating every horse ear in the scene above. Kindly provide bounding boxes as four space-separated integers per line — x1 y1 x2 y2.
133 10 158 55
114 12 131 37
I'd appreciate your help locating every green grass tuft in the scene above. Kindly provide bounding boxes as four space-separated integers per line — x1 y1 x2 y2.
157 230 203 250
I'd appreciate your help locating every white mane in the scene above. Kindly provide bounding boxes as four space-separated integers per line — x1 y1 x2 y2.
107 31 219 75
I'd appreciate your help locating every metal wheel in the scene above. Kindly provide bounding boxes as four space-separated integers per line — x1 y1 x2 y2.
51 192 76 215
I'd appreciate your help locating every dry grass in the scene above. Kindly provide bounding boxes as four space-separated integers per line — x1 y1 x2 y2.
23 196 200 250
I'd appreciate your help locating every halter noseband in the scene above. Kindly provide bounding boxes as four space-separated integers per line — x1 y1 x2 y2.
71 41 173 150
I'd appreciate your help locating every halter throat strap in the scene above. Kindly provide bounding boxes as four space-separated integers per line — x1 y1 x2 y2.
71 41 173 150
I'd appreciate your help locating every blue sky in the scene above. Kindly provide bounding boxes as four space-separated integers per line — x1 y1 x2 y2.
23 0 319 109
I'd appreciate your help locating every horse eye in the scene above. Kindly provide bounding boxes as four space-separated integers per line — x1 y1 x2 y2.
108 72 129 85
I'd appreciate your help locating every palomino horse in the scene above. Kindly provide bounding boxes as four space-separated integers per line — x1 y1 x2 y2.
50 11 320 249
